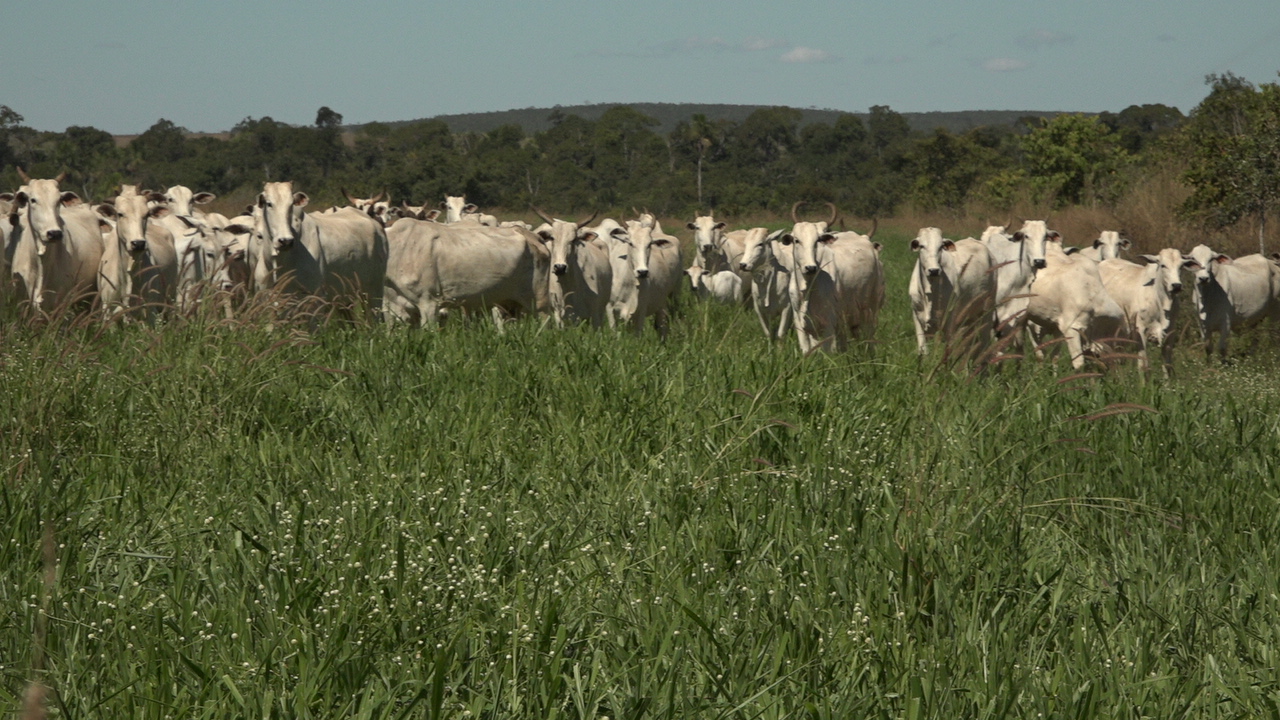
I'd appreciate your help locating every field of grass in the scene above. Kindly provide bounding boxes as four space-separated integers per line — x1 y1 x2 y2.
4 231 1280 718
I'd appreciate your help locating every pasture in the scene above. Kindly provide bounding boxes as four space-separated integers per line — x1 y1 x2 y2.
4 229 1280 718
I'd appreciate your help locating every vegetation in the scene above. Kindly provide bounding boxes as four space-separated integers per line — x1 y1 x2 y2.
5 236 1280 718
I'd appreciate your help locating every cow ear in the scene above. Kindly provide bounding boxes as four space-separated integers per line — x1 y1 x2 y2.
1142 277 1156 286
1270 252 1280 263
1092 238 1103 249
463 203 478 213
872 242 883 253
1138 254 1159 264
177 215 200 230
1011 232 1025 242
223 223 251 235
193 192 215 204
1215 254 1232 264
652 238 672 247
818 233 837 244
0 193 13 202
12 191 27 208
257 193 267 209
713 222 726 231
1120 237 1132 249
910 238 921 251
941 240 956 251
145 191 167 203
94 203 118 219
423 209 441 221
609 227 628 239
1063 246 1081 255
779 234 794 245
537 230 553 242
686 222 697 231
292 192 309 208
97 218 113 233
1181 258 1203 270
60 191 82 207
149 206 171 219
1046 231 1061 241
580 231 599 242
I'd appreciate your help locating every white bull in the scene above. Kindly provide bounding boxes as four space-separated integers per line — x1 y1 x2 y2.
908 227 994 353
783 219 884 353
533 209 613 329
1185 244 1280 361
9 171 105 312
738 227 793 341
1099 248 1191 373
1024 235 1126 369
95 186 178 314
608 214 682 338
258 181 389 314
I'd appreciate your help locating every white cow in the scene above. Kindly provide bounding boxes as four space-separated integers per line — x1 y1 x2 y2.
9 171 105 312
607 214 682 338
1098 248 1191 373
95 186 179 314
258 182 389 314
533 210 613 329
1185 244 1280 361
908 227 994 353
983 221 1049 345
158 185 217 219
93 214 130 316
383 218 550 328
738 227 793 341
1024 236 1126 369
686 264 744 303
783 221 884 353
686 215 749 301
387 202 440 224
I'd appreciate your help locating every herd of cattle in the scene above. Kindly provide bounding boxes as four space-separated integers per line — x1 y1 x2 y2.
2 169 1278 373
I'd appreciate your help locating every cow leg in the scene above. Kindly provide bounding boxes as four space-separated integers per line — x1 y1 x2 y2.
777 306 791 341
754 302 773 339
1218 324 1230 362
1065 330 1087 370
655 309 670 341
912 311 929 354
490 306 508 334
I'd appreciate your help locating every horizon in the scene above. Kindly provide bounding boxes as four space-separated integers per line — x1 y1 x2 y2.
3 0 1278 134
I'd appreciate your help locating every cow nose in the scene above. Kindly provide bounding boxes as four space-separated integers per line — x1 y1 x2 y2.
927 267 941 277
804 264 818 275
275 237 294 250
221 282 235 291
129 239 147 253
739 262 750 272
1170 283 1183 294
636 268 649 279
45 229 63 242
1032 258 1046 269
552 263 567 275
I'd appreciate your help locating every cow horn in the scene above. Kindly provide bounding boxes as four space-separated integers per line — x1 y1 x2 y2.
577 210 599 228
54 171 67 183
16 167 30 183
825 202 839 226
372 189 386 203
342 187 357 204
531 206 556 225
632 206 640 217
790 201 805 223
867 217 878 239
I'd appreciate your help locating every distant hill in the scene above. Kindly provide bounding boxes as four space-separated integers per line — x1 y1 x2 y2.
357 103 1074 136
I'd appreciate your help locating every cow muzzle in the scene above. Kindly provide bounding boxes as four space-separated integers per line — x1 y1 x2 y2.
1032 258 1046 269
803 264 818 275
635 268 650 279
927 267 941 277
552 263 567 276
739 262 750 272
129 239 148 253
275 237 295 251
1170 283 1183 294
45 229 63 243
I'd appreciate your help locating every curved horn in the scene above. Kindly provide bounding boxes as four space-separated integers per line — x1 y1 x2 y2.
825 202 839 226
790 201 805 223
16 167 30 183
1004 216 1016 232
371 189 386 203
576 210 599 228
632 206 640 218
342 187 358 205
867 217 878 239
531 206 556 225
54 171 67 184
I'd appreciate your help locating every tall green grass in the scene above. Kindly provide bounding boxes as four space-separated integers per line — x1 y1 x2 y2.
3 234 1280 718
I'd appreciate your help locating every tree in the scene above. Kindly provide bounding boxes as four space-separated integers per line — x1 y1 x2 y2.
133 119 189 164
315 106 343 129
909 129 1001 212
1179 74 1280 253
868 105 910 160
1020 114 1127 207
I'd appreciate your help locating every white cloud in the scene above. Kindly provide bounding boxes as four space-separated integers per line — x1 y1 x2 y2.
983 57 1031 72
742 37 785 52
1017 29 1074 50
780 46 837 64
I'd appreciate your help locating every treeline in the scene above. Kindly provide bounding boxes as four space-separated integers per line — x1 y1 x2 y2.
0 74 1275 240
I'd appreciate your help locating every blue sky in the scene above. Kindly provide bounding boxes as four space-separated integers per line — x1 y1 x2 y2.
5 0 1280 133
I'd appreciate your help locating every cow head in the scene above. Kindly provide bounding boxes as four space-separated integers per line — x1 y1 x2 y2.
163 185 215 217
258 181 307 253
1138 247 1186 296
14 174 78 254
687 215 728 259
95 187 169 255
1092 230 1130 261
1008 220 1054 271
624 216 670 280
737 227 774 273
539 217 595 277
910 227 957 280
206 223 252 292
784 221 836 279
1185 244 1226 286
442 195 468 223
